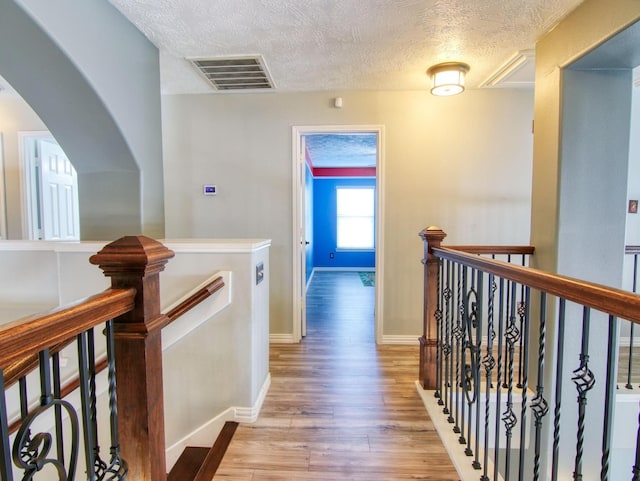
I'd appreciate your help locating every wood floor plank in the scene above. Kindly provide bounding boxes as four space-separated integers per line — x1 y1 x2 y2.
213 271 459 481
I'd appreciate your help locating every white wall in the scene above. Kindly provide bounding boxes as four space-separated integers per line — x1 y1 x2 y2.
162 88 534 338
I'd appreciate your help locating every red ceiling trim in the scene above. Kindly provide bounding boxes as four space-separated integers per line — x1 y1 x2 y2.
305 145 376 177
312 167 376 177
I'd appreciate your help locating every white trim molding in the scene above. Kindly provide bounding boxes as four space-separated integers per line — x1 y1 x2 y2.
270 333 298 343
234 373 271 423
381 335 420 345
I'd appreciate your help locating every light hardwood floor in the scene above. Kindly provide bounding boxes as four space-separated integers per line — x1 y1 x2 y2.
214 271 459 480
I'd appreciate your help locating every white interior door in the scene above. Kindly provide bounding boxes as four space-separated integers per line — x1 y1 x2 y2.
299 135 307 337
37 139 79 240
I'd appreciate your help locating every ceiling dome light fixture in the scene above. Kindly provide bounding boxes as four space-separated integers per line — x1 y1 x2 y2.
427 62 470 96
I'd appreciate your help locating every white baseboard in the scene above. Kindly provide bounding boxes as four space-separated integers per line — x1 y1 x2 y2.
165 373 271 470
380 335 420 345
235 373 271 423
270 333 298 343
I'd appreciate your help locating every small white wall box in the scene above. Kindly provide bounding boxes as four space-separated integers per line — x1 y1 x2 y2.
203 185 217 196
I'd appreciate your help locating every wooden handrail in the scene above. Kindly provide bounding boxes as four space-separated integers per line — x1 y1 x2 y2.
4 274 225 438
0 288 136 371
433 246 640 324
5 275 226 389
165 276 225 323
4 337 76 389
447 245 535 255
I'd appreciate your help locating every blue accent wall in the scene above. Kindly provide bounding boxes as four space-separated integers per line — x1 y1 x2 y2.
304 163 314 282
313 177 376 268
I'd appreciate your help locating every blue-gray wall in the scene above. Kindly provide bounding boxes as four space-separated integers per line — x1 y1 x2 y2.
313 177 376 268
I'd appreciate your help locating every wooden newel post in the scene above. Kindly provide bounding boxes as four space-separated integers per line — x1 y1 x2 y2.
90 236 175 481
418 226 446 390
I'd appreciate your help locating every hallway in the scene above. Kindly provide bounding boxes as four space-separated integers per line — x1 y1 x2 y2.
214 271 459 480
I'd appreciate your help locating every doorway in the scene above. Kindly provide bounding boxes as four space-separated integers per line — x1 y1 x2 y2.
292 125 385 344
19 132 80 240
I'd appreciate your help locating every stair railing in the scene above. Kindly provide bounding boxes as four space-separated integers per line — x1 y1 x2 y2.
0 286 136 480
1 236 226 481
0 236 172 481
419 226 640 481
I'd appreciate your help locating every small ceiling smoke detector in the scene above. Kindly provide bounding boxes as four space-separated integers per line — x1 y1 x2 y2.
190 55 274 91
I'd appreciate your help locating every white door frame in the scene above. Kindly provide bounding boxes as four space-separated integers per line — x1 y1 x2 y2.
291 125 385 344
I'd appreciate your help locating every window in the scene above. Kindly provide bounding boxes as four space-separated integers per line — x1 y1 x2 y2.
336 187 375 249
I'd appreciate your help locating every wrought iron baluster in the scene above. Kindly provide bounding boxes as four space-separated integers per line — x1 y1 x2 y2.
494 277 506 481
435 258 443 403
518 286 531 481
444 260 454 420
447 262 457 424
503 280 520 481
628 254 638 390
463 268 476 455
572 306 596 481
633 400 640 481
103 319 127 479
530 292 549 481
19 378 28 420
458 265 467 443
471 269 483 470
551 298 566 481
480 273 497 481
629 323 636 390
453 263 463 432
52 352 65 465
502 270 513 389
517 260 526 389
78 332 98 481
0 372 13 481
600 315 618 481
87 329 108 478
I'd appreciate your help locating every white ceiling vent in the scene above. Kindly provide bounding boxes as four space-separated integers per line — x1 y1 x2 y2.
190 56 274 91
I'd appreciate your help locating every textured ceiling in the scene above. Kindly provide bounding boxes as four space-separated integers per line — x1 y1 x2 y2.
305 134 377 168
108 0 584 94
